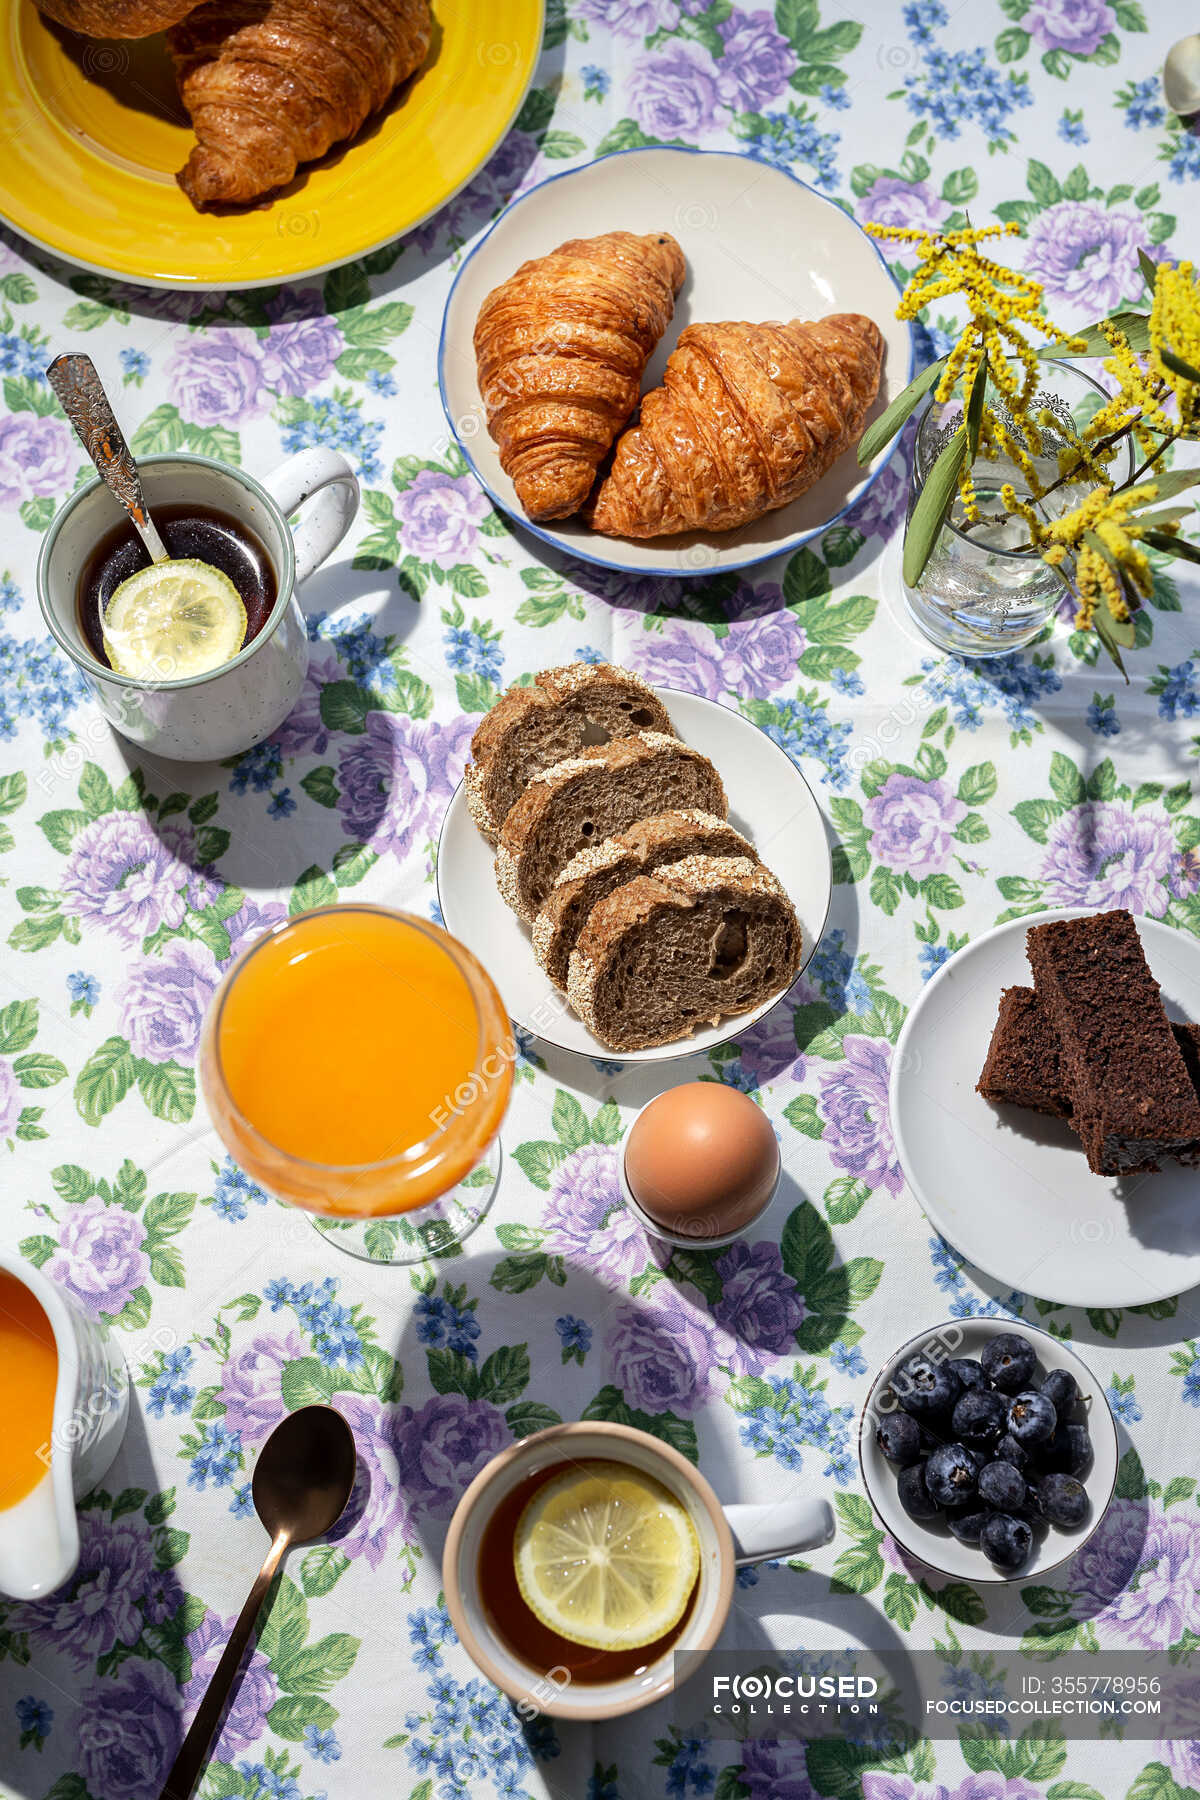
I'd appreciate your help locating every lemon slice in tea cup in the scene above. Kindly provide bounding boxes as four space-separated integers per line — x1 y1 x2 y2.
514 1459 700 1651
101 559 248 681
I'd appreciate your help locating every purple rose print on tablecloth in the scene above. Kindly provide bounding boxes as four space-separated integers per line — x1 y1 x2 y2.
184 1608 277 1756
1022 203 1159 317
477 129 537 201
0 1056 21 1141
224 895 287 964
629 623 726 701
862 1778 950 1800
1071 1498 1200 1647
738 1738 818 1800
725 606 808 696
605 1290 731 1413
712 1240 804 1376
425 712 477 800
818 1035 903 1196
77 1660 182 1800
59 814 192 946
20 1513 154 1664
1161 1695 1200 1795
45 1197 150 1321
714 10 797 109
728 990 812 1088
119 939 220 1064
865 773 966 874
1040 802 1179 917
272 645 340 758
397 1394 511 1518
949 1779 1045 1800
0 414 74 510
1026 0 1115 55
540 1143 654 1285
575 0 680 36
259 291 344 395
167 333 266 427
394 469 491 568
335 711 453 861
329 1393 415 1569
218 1332 305 1443
628 39 729 139
856 177 950 262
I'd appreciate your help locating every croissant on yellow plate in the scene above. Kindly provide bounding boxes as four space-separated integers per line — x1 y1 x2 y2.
167 0 432 208
473 230 686 523
586 313 885 538
35 0 196 35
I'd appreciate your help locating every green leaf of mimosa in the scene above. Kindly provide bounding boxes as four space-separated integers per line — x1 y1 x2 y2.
1138 247 1160 295
1142 530 1200 564
1040 310 1150 357
903 426 966 588
856 356 946 465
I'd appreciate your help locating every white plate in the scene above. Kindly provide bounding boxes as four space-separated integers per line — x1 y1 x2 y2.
436 687 832 1063
891 909 1200 1309
437 147 913 576
859 1318 1118 1584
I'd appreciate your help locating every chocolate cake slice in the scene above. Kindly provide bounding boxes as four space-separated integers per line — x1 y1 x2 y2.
978 984 1200 1120
1026 910 1200 1176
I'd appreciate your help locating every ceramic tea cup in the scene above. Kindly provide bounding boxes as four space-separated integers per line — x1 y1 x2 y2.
38 447 359 762
442 1420 834 1721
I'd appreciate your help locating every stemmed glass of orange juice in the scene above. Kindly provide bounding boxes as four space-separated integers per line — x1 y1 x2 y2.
200 905 514 1264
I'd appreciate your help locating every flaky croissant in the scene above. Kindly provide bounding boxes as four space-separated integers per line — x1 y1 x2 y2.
35 0 196 34
473 230 686 523
168 0 432 208
587 313 885 538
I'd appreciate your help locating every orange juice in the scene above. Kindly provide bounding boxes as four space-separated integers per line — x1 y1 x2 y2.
0 1272 57 1509
202 906 514 1217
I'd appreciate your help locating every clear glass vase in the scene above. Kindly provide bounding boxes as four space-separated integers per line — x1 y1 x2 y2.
902 359 1135 658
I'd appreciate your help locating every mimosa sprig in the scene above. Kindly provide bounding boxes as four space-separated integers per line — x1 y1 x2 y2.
861 222 1200 670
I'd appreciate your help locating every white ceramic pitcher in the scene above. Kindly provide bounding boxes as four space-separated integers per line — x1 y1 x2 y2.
0 1254 130 1601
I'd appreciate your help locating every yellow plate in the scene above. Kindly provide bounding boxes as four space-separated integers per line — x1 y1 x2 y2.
0 0 543 288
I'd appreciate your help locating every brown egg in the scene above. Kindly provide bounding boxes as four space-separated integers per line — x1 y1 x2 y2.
624 1082 780 1240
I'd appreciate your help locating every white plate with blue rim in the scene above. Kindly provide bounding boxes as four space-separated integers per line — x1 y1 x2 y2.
437 146 913 577
890 910 1200 1308
435 685 832 1063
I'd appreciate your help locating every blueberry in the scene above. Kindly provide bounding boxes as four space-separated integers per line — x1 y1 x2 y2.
1039 1473 1089 1529
977 1461 1027 1512
951 1388 1008 1449
1061 1424 1093 1477
894 1354 963 1421
948 1358 990 1393
946 1506 990 1545
898 1461 940 1520
995 1432 1031 1474
876 1411 922 1467
980 1511 1034 1572
925 1442 980 1508
981 1333 1037 1394
1040 1369 1078 1415
1008 1390 1057 1447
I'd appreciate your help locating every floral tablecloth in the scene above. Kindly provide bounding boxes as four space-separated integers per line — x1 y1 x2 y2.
2 2 1200 1798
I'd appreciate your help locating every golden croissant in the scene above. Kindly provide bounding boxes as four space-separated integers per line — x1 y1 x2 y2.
473 230 686 523
35 0 196 34
168 0 432 208
587 313 885 538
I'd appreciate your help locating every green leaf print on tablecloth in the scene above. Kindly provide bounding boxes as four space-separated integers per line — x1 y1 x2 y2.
0 997 66 1148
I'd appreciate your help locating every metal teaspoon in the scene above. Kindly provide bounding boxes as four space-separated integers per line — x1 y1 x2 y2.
46 351 170 563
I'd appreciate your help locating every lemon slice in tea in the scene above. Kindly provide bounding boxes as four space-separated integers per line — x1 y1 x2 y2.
514 1459 700 1651
102 559 248 681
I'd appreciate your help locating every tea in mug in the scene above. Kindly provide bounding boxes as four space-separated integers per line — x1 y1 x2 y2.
478 1458 700 1684
0 1271 57 1510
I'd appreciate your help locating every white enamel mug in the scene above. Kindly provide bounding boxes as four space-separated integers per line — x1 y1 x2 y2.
442 1421 834 1722
0 1253 129 1601
37 448 359 762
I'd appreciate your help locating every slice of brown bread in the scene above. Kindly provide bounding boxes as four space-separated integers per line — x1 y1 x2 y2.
567 854 802 1053
495 732 727 923
464 662 675 842
532 809 755 991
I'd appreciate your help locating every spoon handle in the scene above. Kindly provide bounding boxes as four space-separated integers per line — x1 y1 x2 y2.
157 1529 291 1800
46 353 170 563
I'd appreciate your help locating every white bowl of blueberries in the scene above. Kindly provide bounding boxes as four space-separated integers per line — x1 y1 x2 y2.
859 1320 1119 1582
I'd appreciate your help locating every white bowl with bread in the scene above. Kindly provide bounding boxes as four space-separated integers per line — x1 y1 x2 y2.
437 663 831 1063
437 147 913 576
